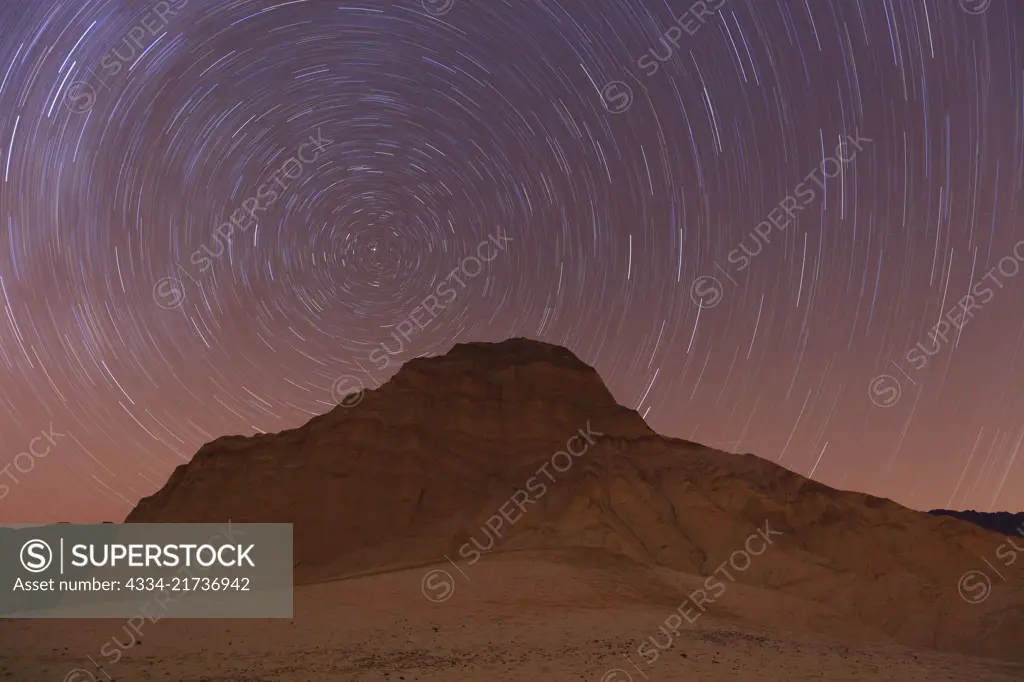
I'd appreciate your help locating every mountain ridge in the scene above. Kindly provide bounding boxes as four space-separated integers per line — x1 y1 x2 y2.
928 509 1024 537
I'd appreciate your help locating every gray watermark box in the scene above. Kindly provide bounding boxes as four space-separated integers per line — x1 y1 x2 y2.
0 523 292 618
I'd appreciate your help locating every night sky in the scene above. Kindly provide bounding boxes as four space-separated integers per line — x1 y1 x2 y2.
0 0 1021 522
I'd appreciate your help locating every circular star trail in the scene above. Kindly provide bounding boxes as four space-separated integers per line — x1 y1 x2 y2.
0 0 1022 521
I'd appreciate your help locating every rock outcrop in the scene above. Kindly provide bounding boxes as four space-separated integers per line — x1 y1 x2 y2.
127 338 1024 662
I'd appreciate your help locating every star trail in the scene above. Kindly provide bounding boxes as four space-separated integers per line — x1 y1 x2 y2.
0 0 1021 521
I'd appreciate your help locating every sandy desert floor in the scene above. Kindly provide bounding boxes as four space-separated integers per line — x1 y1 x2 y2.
2 549 1022 681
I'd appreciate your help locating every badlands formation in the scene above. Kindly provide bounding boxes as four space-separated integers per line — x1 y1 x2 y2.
3 338 1022 681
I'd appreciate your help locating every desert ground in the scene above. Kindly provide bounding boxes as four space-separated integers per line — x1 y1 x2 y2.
2 549 1022 682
